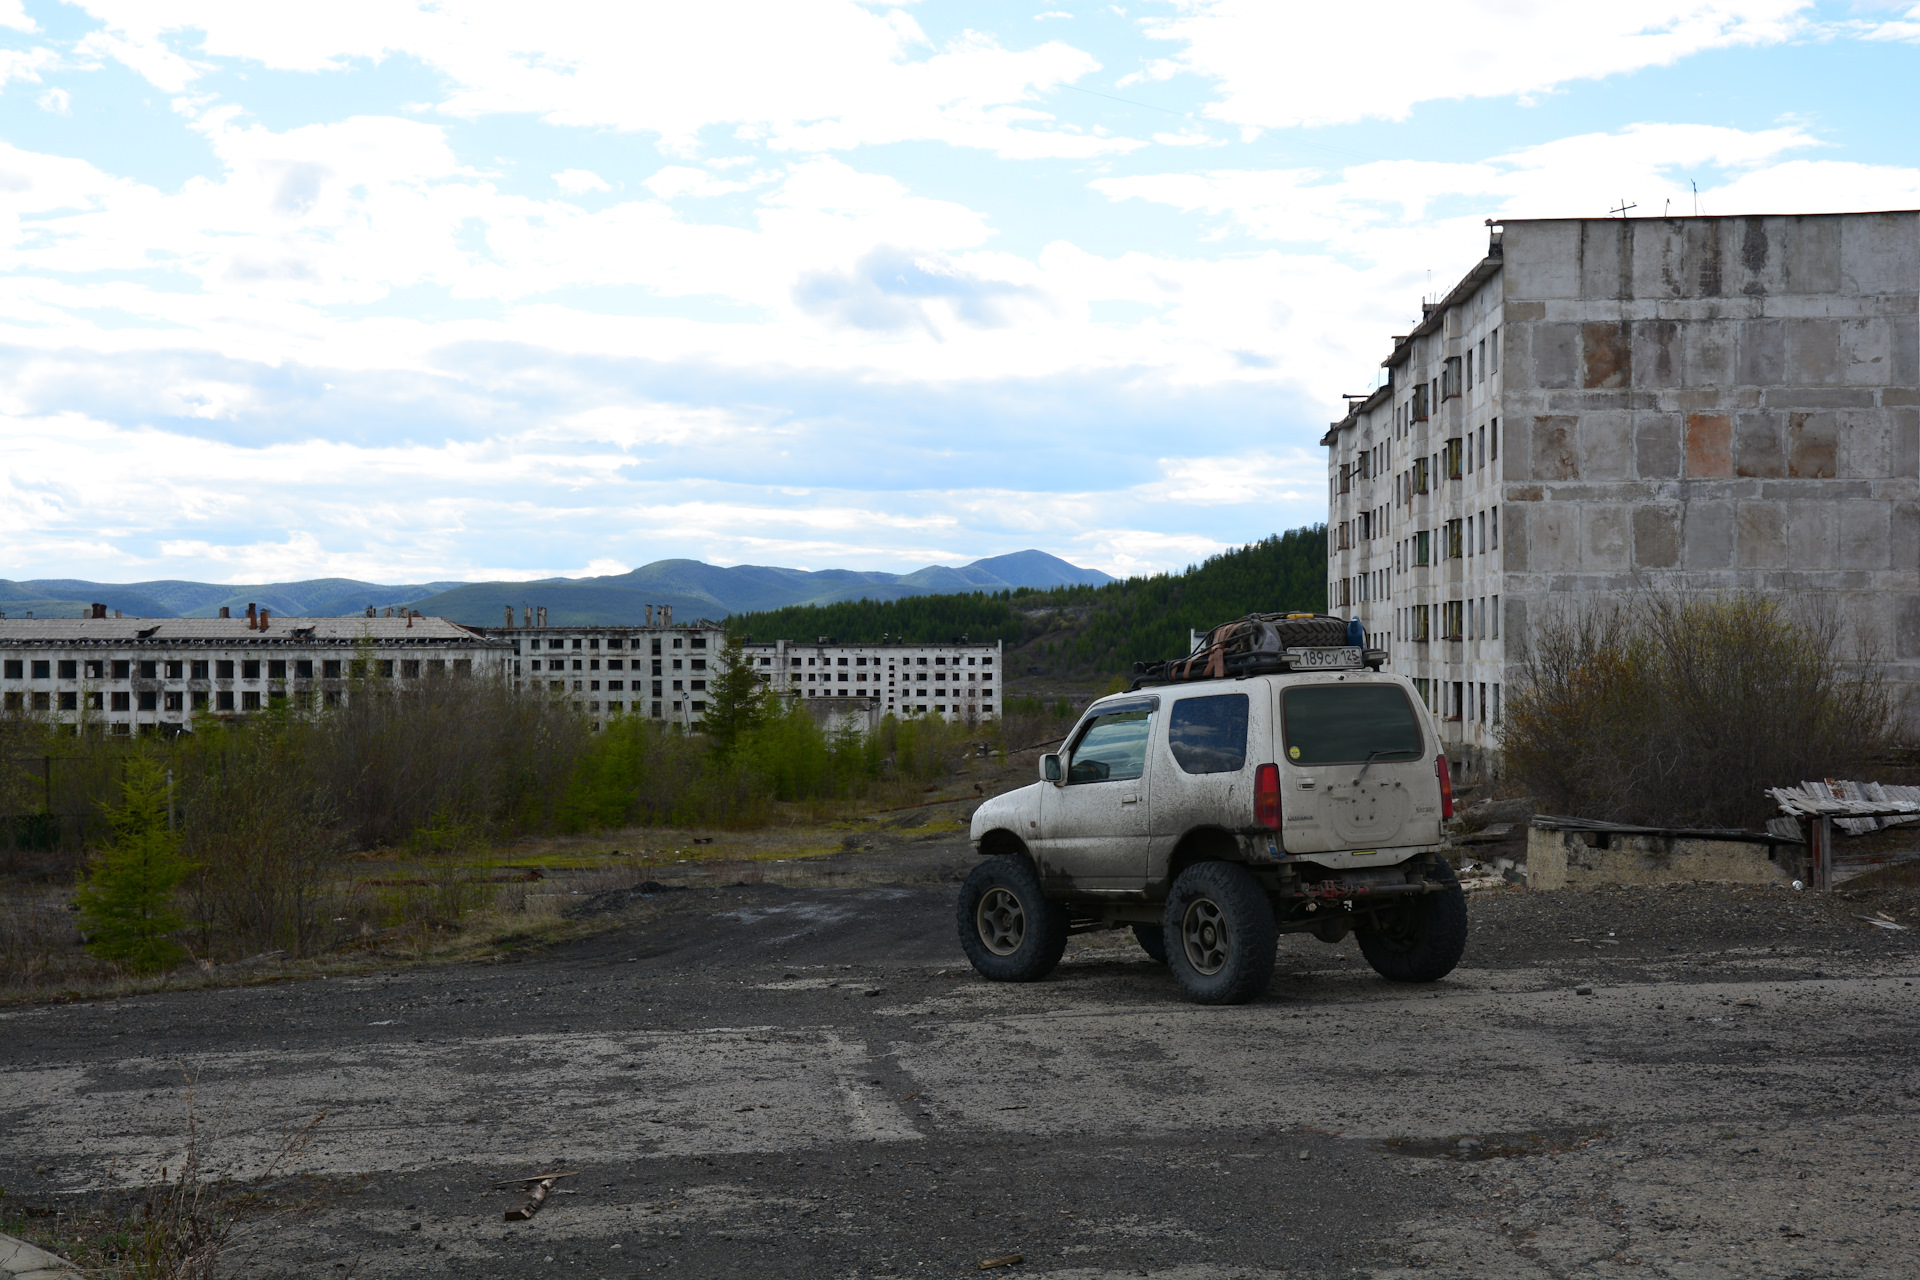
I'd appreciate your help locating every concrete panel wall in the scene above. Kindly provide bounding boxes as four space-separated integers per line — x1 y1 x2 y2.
1498 212 1920 725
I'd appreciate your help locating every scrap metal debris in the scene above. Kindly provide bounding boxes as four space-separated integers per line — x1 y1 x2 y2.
498 1171 576 1221
978 1254 1023 1271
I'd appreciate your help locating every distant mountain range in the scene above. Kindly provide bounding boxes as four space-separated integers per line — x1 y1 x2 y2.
0 550 1114 626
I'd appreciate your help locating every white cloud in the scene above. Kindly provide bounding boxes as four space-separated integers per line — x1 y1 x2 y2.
553 168 610 195
70 0 1139 159
1142 0 1815 128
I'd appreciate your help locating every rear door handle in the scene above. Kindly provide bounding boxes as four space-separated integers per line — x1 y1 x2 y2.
1121 795 1140 804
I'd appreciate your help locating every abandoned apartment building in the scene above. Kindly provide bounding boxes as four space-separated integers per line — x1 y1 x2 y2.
488 605 726 729
1326 210 1920 770
489 606 1002 729
0 604 507 735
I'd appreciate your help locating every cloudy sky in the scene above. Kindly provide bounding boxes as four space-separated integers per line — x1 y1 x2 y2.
0 1 1917 585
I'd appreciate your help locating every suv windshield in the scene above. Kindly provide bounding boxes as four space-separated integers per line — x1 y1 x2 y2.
1281 684 1423 766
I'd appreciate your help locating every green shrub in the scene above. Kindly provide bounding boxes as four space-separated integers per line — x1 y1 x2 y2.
74 756 193 971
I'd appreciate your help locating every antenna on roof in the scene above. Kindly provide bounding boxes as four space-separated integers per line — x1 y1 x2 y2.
1610 198 1637 218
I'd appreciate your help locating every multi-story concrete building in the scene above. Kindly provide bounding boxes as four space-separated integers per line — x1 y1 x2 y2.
0 604 506 735
488 612 1001 729
489 617 728 728
1326 212 1920 771
747 638 1002 724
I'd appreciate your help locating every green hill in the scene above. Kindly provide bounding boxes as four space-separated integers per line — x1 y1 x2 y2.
731 527 1328 679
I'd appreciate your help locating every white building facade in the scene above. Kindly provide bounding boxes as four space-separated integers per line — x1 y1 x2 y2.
0 607 507 735
745 638 1002 723
488 621 727 728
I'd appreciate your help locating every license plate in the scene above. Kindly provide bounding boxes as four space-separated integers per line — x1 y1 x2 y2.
1290 647 1361 669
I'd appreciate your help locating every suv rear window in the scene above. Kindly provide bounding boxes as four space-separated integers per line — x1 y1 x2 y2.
1281 684 1423 766
1167 693 1248 774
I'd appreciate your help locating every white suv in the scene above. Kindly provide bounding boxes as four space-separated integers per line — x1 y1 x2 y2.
961 663 1466 1004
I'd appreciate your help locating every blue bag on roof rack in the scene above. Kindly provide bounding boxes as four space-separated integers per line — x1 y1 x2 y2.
1131 612 1387 687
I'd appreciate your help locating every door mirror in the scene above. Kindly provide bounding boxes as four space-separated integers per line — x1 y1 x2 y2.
1040 753 1063 783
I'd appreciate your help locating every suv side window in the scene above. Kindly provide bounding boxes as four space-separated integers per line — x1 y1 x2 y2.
1067 702 1155 784
1167 693 1249 774
1282 684 1423 765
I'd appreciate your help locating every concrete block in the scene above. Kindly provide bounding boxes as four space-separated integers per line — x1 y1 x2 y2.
1683 319 1737 385
1578 220 1630 299
1787 411 1838 479
1579 410 1633 479
1738 319 1787 383
1685 412 1733 478
1839 317 1891 387
1785 501 1835 566
1507 223 1583 298
1631 318 1682 386
1764 388 1877 409
1784 214 1842 294
1685 219 1728 297
1736 501 1787 568
1892 315 1919 387
1840 210 1919 299
1836 409 1890 480
1893 407 1919 478
1683 501 1735 568
1897 595 1920 660
1532 323 1580 389
1734 411 1784 478
1892 501 1920 571
1504 502 1529 571
1632 504 1681 568
1838 502 1891 570
1788 319 1842 385
1504 300 1546 323
1583 320 1632 388
1629 222 1690 299
1526 828 1795 888
1635 413 1682 478
1530 503 1579 573
1735 216 1780 297
1584 504 1631 570
1532 414 1579 480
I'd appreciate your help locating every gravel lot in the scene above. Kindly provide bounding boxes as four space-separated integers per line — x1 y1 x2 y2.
4 837 1919 1279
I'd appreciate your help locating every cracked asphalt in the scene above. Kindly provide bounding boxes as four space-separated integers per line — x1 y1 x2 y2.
4 839 1919 1278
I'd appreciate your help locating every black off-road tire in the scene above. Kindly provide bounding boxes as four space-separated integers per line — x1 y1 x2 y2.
1354 858 1468 982
1162 862 1278 1005
957 856 1068 982
1132 923 1169 964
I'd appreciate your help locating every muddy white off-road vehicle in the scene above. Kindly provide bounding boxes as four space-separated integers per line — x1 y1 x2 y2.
959 616 1466 1005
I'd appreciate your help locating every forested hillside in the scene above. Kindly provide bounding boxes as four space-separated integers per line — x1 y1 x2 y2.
731 527 1328 679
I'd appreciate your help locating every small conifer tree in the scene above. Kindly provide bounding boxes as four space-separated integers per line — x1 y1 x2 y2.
702 633 771 755
75 756 192 971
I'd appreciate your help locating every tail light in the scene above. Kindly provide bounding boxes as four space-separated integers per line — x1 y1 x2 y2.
1255 763 1281 830
1436 754 1454 819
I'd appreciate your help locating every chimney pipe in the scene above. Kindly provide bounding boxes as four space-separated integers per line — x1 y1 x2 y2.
246 602 258 630
259 608 270 630
219 606 230 619
365 605 375 618
537 606 547 627
665 605 673 627
505 605 514 629
408 611 414 629
645 604 653 626
523 606 532 628
91 602 106 619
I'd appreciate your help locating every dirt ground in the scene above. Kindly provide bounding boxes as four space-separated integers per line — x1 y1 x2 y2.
4 835 1920 1279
